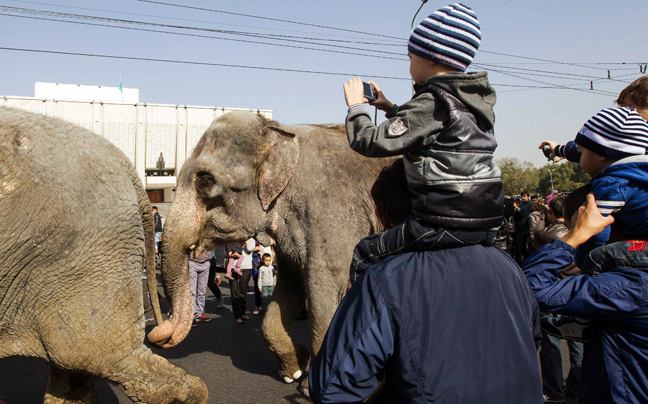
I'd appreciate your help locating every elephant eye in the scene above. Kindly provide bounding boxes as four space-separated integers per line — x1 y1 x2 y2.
195 172 218 197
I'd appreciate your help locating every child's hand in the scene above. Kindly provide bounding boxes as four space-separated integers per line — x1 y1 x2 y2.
343 77 367 107
539 140 564 163
366 81 394 112
259 287 262 292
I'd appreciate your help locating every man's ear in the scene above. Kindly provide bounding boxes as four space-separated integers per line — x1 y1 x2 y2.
258 125 300 211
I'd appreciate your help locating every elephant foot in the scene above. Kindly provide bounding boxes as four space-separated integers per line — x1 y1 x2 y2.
44 365 96 404
299 376 310 398
109 345 208 404
280 343 309 383
282 370 303 384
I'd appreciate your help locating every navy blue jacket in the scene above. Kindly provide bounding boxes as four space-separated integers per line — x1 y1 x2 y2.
589 156 648 238
523 240 648 403
310 245 542 403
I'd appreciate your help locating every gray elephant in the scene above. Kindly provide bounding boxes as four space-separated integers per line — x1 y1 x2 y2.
159 111 388 391
0 108 207 403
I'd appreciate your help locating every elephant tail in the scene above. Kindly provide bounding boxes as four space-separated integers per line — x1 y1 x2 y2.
128 168 175 344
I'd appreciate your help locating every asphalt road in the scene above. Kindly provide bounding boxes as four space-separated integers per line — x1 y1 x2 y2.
0 276 312 404
0 274 577 404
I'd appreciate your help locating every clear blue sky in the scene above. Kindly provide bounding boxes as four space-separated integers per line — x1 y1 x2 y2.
1 0 646 167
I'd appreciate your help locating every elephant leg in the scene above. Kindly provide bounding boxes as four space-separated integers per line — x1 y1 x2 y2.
262 266 308 384
103 345 208 404
44 365 96 404
299 268 350 397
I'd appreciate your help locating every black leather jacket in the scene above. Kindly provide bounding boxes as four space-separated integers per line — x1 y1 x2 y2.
346 72 503 230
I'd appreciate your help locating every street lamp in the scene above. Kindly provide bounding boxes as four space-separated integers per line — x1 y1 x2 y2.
547 168 554 193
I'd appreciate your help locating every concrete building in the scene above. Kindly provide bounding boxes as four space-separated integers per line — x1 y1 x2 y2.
1 82 272 205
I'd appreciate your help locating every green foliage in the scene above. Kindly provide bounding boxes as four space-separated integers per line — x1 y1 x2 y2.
496 158 590 197
497 157 538 196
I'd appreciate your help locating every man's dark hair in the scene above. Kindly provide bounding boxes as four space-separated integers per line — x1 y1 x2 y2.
548 196 565 219
371 158 411 226
529 201 544 212
531 195 539 200
563 183 592 225
262 253 272 259
616 76 648 109
520 190 530 197
152 205 158 210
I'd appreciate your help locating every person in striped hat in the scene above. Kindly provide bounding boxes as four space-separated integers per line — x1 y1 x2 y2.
538 107 648 344
548 106 648 256
342 3 504 281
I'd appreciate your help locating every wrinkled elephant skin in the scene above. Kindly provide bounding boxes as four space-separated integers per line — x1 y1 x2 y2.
162 111 388 389
0 108 207 403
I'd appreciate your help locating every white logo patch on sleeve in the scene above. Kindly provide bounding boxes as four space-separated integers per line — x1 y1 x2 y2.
388 119 408 137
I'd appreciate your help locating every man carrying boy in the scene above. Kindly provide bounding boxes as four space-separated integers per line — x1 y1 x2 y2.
310 6 541 401
310 158 543 402
522 191 648 403
536 106 648 344
343 3 503 281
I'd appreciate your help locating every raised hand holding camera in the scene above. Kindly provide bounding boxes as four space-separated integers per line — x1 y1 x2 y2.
538 140 564 162
343 78 394 112
362 82 377 102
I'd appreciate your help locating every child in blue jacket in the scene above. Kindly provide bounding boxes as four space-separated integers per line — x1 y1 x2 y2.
539 106 648 340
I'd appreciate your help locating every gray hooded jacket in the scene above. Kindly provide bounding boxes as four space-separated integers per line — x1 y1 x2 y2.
346 72 504 230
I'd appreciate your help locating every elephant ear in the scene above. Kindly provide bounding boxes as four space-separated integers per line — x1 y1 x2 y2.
258 125 300 211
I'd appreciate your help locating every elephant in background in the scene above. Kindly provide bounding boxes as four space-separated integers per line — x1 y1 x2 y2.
0 108 207 403
160 111 388 391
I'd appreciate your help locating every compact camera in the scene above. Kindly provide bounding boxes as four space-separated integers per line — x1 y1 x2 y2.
362 82 377 102
542 145 553 159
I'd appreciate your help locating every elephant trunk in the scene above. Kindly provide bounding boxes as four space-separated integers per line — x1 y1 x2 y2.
152 189 206 348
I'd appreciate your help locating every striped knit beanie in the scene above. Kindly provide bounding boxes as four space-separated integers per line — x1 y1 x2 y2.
408 3 481 72
575 107 648 161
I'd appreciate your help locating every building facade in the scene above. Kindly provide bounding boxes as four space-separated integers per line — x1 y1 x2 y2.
1 82 273 203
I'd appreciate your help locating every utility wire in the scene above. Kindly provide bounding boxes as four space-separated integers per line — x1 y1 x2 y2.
480 0 517 15
7 0 403 44
484 66 617 96
0 46 412 80
5 10 628 89
473 63 633 84
1 10 631 92
135 0 636 74
0 6 406 56
4 5 632 86
0 12 407 61
136 0 404 41
2 3 641 90
5 3 640 76
479 50 610 71
0 46 624 98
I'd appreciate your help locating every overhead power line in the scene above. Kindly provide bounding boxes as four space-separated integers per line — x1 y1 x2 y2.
473 63 633 84
0 11 407 61
136 0 404 41
479 50 610 71
2 2 640 95
134 0 637 74
480 0 517 15
0 6 406 55
7 2 640 77
7 0 402 44
0 46 412 80
0 46 627 98
484 66 618 96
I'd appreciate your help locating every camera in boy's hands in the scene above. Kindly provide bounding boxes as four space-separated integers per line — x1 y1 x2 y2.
363 82 377 102
542 145 553 159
